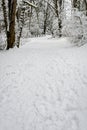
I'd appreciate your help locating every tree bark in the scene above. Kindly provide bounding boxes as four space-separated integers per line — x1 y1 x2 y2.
43 3 49 34
84 0 87 16
7 0 17 49
17 5 25 48
53 0 62 37
2 0 8 35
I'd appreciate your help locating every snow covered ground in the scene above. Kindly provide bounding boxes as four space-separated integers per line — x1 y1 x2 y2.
0 36 87 130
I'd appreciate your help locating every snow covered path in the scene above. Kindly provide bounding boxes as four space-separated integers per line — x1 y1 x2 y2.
0 36 87 130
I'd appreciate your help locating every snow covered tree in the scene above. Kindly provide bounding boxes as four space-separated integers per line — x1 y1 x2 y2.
16 0 37 47
2 0 17 50
64 0 87 46
16 1 26 47
51 0 64 37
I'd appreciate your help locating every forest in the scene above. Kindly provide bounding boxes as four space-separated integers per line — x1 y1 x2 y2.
0 0 87 49
0 1 87 130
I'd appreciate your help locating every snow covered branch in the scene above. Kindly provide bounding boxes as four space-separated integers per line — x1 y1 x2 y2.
23 0 37 8
44 0 58 12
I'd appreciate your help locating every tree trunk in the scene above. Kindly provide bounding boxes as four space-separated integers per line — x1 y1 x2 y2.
84 0 87 16
7 0 17 49
2 0 8 36
58 17 62 37
17 4 25 48
53 0 62 37
43 2 49 34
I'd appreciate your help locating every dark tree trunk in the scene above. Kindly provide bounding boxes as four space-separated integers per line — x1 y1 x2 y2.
43 2 49 34
58 18 62 37
7 0 17 49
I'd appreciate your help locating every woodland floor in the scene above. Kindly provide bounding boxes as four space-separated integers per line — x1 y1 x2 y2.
0 36 87 130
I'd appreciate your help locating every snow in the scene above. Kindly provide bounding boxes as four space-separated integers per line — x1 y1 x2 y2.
0 36 87 130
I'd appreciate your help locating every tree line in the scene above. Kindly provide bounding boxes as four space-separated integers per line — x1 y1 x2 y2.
0 0 87 50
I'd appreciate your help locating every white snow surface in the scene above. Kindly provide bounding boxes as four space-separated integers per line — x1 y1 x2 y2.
0 36 87 130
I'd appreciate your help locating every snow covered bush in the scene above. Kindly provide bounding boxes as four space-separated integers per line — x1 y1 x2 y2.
22 27 31 38
63 8 87 46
